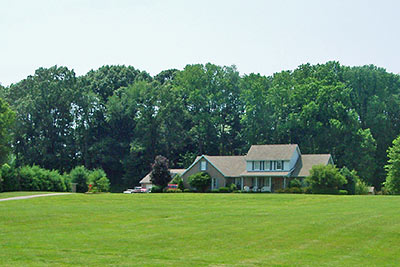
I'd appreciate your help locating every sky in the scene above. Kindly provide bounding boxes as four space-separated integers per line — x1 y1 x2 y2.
1 0 400 86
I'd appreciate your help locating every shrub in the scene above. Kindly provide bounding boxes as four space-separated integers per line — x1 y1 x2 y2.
340 167 358 195
178 179 184 191
188 172 211 193
211 189 219 193
355 179 369 195
165 188 182 193
18 165 40 191
303 187 312 194
339 190 348 195
306 165 346 194
288 187 303 194
17 165 67 192
96 177 110 192
88 169 110 192
312 188 340 194
229 183 237 192
70 166 89 193
289 178 302 188
275 189 285 193
1 164 19 191
218 187 230 193
183 189 191 193
150 185 162 193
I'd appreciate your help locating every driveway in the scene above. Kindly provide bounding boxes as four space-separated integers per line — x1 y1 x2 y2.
0 193 73 202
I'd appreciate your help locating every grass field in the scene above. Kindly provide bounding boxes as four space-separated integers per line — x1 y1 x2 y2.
0 193 399 266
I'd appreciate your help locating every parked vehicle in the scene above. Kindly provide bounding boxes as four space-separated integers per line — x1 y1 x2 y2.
133 186 143 193
123 189 134 194
168 184 178 189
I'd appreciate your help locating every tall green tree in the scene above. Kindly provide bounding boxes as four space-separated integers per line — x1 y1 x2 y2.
174 63 243 155
0 98 15 164
7 66 78 172
385 135 400 194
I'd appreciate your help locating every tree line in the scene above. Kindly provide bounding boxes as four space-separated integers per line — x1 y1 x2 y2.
1 62 400 191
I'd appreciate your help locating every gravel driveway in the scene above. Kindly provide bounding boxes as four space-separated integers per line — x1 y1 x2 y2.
0 193 73 202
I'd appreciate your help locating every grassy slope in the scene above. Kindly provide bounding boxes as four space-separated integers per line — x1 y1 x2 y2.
0 191 55 199
0 193 399 266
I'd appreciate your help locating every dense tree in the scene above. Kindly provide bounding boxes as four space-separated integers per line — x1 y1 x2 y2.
0 98 15 164
384 135 400 194
7 66 78 172
173 63 243 155
150 155 171 188
2 62 400 191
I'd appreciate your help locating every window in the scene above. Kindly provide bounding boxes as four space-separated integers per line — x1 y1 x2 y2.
200 160 207 171
254 161 260 170
277 161 282 170
260 161 265 170
212 178 218 189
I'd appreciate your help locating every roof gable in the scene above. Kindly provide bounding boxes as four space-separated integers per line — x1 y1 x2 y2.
181 155 246 177
139 169 186 184
246 144 299 160
291 154 333 177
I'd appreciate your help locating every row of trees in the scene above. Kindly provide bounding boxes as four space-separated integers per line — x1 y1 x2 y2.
1 62 400 191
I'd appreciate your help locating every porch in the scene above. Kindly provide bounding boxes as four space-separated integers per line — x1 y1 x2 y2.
227 176 289 192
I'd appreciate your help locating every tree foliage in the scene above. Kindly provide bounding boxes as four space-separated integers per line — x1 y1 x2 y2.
2 62 400 191
385 135 400 194
150 155 171 188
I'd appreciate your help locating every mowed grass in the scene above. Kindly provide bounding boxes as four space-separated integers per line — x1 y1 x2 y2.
1 193 400 266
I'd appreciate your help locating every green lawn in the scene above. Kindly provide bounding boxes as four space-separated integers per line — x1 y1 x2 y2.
0 191 55 199
0 193 399 266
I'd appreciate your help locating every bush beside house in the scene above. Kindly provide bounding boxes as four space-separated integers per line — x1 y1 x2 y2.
306 165 346 194
188 172 211 193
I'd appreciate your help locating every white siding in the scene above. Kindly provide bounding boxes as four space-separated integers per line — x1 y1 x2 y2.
284 160 290 171
289 147 300 170
246 161 253 171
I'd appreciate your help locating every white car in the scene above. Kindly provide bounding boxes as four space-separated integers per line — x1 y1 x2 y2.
123 189 135 194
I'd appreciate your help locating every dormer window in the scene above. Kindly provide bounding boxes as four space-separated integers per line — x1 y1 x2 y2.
200 160 207 171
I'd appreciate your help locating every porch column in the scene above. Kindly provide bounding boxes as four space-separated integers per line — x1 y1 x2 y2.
255 177 258 188
269 177 271 188
241 177 244 190
284 177 287 189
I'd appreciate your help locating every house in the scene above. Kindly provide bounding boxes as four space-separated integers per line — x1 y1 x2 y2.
181 144 333 192
139 169 185 190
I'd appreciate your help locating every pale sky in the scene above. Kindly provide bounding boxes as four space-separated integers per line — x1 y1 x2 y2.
1 0 399 86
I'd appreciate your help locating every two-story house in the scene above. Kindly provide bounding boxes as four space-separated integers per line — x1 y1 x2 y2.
180 144 333 192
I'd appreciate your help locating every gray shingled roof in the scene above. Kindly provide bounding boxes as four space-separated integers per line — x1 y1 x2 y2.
246 144 298 160
139 169 186 184
291 154 332 177
204 155 246 177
